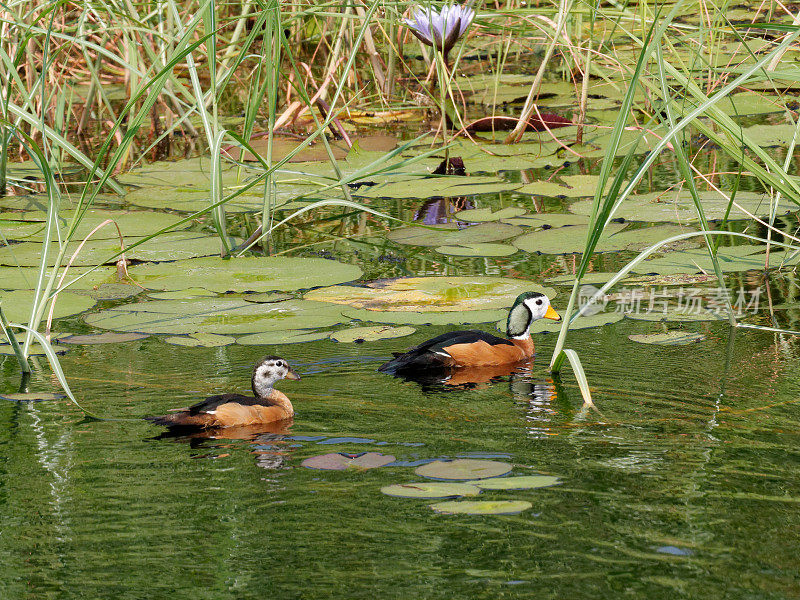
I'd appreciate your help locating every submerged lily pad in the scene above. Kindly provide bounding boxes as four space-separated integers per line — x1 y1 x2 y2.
628 331 707 345
415 459 513 480
128 256 362 292
164 333 236 347
430 500 532 515
330 325 415 343
306 277 554 313
381 482 481 498
59 332 149 345
301 452 396 470
467 475 561 490
84 298 346 335
387 222 522 247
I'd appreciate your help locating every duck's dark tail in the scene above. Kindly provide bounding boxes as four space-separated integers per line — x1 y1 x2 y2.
144 412 208 429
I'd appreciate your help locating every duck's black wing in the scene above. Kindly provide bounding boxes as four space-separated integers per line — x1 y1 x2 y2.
187 393 259 414
378 330 513 374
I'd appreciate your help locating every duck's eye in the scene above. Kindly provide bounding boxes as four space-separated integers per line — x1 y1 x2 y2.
535 299 543 306
276 360 283 367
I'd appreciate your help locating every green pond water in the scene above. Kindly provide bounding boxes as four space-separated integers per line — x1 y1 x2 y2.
1 314 800 598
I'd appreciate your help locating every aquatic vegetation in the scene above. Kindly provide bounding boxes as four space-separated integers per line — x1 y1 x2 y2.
403 3 475 60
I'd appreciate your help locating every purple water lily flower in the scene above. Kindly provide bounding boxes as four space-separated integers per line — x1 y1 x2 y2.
404 3 475 58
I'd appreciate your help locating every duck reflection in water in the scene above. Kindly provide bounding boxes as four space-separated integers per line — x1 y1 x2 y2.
389 360 536 389
152 419 296 470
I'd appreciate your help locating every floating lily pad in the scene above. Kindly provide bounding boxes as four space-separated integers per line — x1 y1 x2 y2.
741 123 799 147
0 232 227 266
512 222 624 254
387 222 522 248
147 288 218 299
517 174 623 197
59 332 149 345
0 219 45 239
0 266 118 290
454 207 528 222
381 482 481 498
128 256 362 292
301 452 396 470
354 175 521 199
430 500 532 515
569 191 797 223
306 277 554 313
625 308 726 322
84 298 346 335
24 209 186 241
435 243 518 257
0 392 66 402
163 333 236 347
501 213 588 227
76 283 142 300
467 475 561 490
628 331 707 344
236 330 331 345
632 245 793 274
330 325 415 343
415 459 513 480
242 292 293 303
0 343 69 356
545 272 618 285
343 307 506 325
0 290 96 323
125 184 314 213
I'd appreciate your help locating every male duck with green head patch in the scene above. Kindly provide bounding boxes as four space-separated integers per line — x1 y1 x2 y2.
378 292 560 375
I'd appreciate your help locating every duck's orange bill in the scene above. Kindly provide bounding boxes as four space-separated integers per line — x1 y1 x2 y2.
544 305 561 321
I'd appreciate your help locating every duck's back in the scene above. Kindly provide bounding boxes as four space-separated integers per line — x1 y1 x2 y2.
378 330 519 373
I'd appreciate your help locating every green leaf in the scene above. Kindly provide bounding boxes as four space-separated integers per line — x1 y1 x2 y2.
415 459 513 480
381 482 481 498
430 500 532 515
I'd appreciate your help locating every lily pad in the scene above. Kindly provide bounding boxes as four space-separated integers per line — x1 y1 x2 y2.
24 209 186 241
77 283 142 300
435 243 518 257
501 213 588 227
387 222 522 247
569 190 797 223
242 292 294 303
343 307 507 325
147 288 218 299
125 184 314 213
381 482 481 498
0 290 96 323
0 392 66 402
628 331 707 345
625 308 726 322
84 298 347 335
454 207 528 222
517 174 623 197
59 332 149 345
0 266 118 290
0 232 227 266
430 500 532 515
301 452 396 470
237 330 332 345
354 175 521 199
632 245 793 274
163 333 236 347
415 459 513 480
512 222 625 254
467 475 561 490
0 343 69 356
305 277 555 313
330 325 415 343
128 256 362 292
